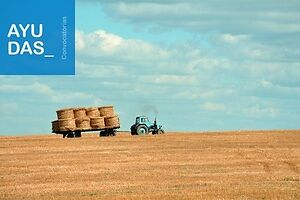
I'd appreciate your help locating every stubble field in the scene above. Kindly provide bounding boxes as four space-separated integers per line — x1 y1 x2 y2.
0 131 299 200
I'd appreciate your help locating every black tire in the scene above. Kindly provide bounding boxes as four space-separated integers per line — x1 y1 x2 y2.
158 129 165 134
100 131 108 137
74 131 81 138
110 131 116 136
131 129 137 135
66 132 74 138
136 125 148 135
108 129 116 136
130 125 137 135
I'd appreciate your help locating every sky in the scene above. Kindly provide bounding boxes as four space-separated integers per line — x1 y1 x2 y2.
1 0 300 135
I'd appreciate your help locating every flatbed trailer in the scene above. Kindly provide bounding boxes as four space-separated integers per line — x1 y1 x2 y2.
53 125 120 138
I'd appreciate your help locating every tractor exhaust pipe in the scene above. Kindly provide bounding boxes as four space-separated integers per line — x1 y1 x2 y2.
154 113 157 127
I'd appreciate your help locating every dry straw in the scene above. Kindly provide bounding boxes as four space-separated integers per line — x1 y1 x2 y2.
104 115 120 128
56 108 74 119
86 107 100 118
74 108 86 118
51 120 59 132
90 117 105 129
99 106 114 117
75 117 91 130
58 119 76 131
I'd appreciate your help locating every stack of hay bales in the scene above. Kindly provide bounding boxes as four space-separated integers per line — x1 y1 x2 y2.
52 105 120 132
99 106 120 128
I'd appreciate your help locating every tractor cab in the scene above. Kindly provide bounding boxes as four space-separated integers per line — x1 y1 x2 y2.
135 116 152 127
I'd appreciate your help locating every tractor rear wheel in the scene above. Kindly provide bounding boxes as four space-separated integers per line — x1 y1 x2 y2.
136 125 148 135
131 125 137 135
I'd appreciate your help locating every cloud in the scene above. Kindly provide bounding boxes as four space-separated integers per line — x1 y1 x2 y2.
0 102 18 115
142 74 197 85
242 105 279 118
76 29 169 60
76 29 195 80
249 79 300 99
0 82 96 103
219 34 249 44
202 102 225 112
99 1 300 36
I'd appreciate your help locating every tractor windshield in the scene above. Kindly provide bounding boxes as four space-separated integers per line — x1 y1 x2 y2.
141 118 149 123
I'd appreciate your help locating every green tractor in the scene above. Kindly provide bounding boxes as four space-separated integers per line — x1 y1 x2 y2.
130 116 164 135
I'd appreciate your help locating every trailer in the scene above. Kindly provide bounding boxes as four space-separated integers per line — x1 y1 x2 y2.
52 125 120 138
51 106 120 138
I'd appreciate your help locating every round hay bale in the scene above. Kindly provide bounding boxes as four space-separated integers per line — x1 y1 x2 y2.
99 106 114 117
90 117 105 129
75 117 91 130
86 107 100 118
58 118 76 131
52 120 59 132
74 108 86 118
56 108 74 119
104 115 120 128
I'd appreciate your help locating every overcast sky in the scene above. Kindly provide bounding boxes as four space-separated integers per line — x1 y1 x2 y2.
1 0 300 135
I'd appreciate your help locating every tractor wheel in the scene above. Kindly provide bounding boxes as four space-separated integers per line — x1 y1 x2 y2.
130 125 137 135
136 125 148 135
158 129 165 134
131 129 137 135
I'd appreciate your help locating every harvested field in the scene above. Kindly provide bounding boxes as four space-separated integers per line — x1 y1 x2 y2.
0 131 299 200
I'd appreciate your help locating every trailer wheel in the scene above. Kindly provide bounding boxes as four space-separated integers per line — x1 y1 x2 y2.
110 130 116 136
100 131 110 137
99 131 106 137
75 131 82 138
66 132 74 138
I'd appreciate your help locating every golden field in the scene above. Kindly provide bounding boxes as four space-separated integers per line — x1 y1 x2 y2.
0 131 299 200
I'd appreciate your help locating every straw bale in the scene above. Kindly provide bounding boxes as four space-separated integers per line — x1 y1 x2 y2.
51 120 59 132
75 117 91 130
104 115 120 128
86 107 100 118
56 108 74 119
58 118 76 131
90 117 105 129
99 106 114 117
74 108 86 118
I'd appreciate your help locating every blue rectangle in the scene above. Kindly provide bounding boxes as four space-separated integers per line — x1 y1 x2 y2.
0 0 75 75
